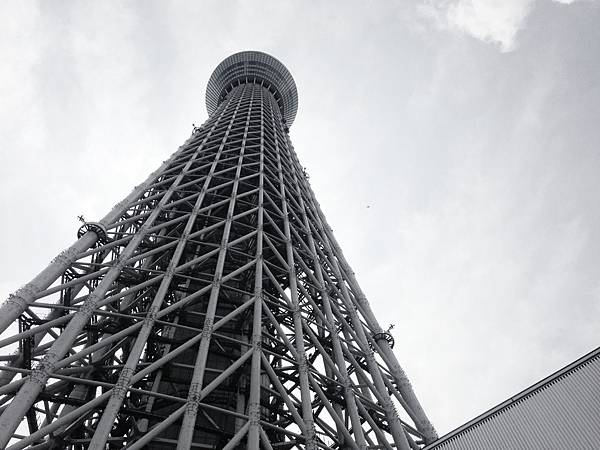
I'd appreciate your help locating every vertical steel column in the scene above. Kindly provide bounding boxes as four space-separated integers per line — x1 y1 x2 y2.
338 251 437 443
0 135 213 447
0 51 437 449
305 179 437 444
88 91 240 450
279 133 412 450
177 83 255 449
271 104 317 449
276 116 368 449
246 84 266 450
0 139 193 335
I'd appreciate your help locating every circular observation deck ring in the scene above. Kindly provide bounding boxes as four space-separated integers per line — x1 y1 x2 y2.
206 51 298 127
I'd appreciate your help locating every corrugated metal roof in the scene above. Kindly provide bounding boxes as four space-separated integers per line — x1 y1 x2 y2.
426 347 600 450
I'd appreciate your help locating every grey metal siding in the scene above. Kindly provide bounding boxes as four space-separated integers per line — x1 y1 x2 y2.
427 349 600 450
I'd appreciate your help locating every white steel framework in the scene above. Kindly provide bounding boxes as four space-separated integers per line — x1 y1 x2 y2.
0 51 436 450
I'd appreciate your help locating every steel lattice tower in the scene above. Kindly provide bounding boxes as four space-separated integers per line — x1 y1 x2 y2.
0 51 436 450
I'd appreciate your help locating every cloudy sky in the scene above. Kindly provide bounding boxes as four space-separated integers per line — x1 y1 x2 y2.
1 0 599 436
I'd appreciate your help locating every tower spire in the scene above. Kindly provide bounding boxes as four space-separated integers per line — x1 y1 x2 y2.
0 50 436 449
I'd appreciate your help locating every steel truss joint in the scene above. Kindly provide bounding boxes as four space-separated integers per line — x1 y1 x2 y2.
6 283 38 311
77 221 109 245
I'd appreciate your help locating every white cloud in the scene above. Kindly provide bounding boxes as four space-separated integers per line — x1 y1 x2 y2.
418 0 593 51
1 0 599 438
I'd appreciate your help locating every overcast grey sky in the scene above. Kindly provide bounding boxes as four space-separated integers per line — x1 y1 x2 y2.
1 0 599 436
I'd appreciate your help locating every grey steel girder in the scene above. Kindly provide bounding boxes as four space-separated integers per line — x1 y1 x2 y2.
0 51 436 450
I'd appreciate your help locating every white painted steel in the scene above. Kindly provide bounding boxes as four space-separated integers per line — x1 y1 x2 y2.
0 52 436 449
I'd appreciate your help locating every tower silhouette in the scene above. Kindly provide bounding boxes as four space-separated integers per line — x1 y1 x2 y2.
0 51 436 450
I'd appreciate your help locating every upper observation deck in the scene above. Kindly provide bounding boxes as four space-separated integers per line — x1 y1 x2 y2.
206 51 298 127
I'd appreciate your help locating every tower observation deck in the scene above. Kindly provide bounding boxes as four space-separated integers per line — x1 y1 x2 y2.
0 51 436 449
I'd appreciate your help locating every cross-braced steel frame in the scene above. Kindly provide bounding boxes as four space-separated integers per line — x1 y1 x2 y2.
0 51 437 450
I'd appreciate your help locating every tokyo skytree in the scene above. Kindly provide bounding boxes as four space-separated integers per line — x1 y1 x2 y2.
0 51 436 450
